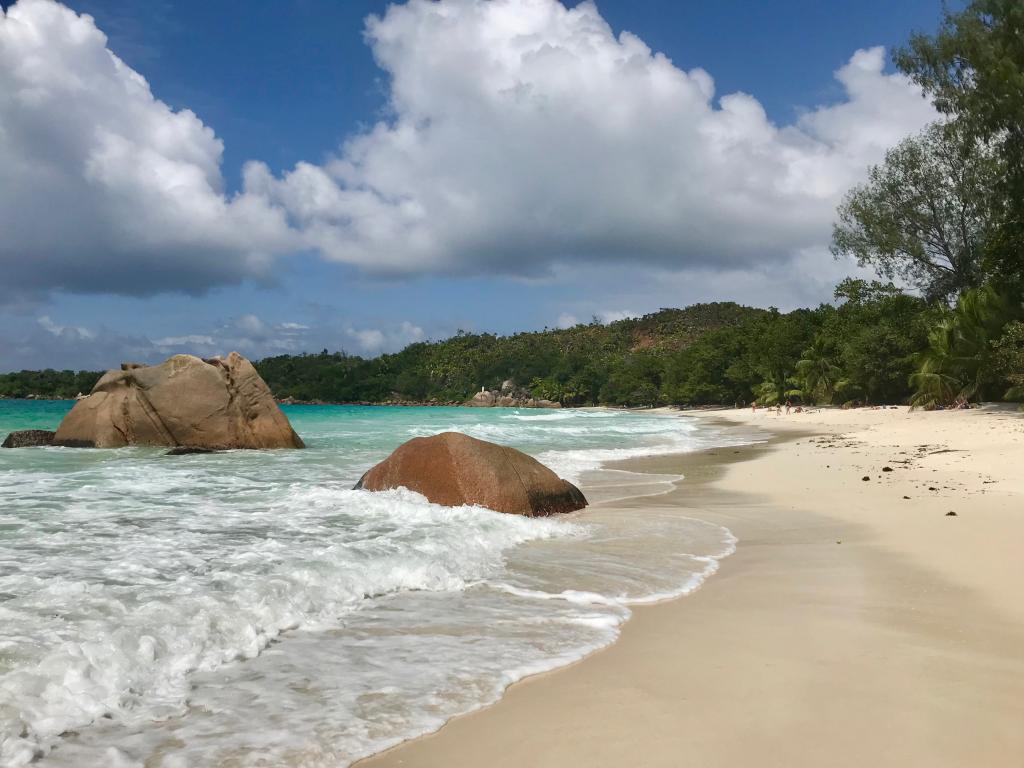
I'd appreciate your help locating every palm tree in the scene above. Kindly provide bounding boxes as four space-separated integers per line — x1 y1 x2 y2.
910 284 1020 408
909 318 969 408
753 379 781 406
795 338 840 404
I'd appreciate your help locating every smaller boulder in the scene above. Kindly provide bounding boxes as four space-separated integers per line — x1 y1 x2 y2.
355 432 587 517
2 430 56 448
467 390 496 407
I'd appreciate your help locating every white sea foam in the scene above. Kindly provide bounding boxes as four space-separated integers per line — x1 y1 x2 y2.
0 484 575 765
499 409 619 421
0 404 747 767
406 407 743 486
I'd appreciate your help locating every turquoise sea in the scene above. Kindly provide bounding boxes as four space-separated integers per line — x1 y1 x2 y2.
0 400 746 767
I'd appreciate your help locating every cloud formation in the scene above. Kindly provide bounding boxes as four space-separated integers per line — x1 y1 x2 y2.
556 309 636 328
344 321 426 355
0 0 294 300
255 0 937 274
38 315 96 340
0 0 937 303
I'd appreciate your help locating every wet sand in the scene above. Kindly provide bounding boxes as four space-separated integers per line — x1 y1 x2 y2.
359 405 1024 767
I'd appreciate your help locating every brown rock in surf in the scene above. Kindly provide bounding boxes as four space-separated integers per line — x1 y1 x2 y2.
53 353 304 449
354 432 586 517
1 430 56 448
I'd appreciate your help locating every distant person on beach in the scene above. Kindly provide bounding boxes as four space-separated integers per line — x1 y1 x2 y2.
785 399 792 415
752 401 757 413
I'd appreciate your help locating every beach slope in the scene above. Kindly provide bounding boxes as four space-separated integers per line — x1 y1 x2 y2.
360 405 1024 768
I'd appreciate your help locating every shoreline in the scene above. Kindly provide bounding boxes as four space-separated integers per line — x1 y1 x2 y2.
359 405 1024 767
355 421 775 768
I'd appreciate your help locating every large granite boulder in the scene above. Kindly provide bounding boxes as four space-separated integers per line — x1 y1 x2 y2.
354 432 587 517
53 353 304 449
1 430 55 448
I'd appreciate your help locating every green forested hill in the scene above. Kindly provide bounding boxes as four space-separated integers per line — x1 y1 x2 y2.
0 302 766 406
3 284 1020 408
254 302 768 406
251 287 937 408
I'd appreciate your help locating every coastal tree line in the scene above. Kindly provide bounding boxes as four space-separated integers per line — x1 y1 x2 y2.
3 1 1022 410
2 278 1015 409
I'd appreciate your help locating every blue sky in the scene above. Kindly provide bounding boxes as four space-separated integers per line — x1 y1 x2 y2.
0 0 948 370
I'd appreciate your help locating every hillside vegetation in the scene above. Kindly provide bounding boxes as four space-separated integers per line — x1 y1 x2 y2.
255 302 769 406
0 281 1017 409
0 291 944 408
0 369 102 400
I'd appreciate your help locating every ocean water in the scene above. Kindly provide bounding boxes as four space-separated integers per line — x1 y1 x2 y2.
0 401 747 767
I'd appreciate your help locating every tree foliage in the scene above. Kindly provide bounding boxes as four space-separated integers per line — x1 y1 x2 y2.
832 122 1001 301
894 0 1024 283
992 321 1024 400
0 295 934 409
252 303 767 407
909 284 1023 408
0 369 101 400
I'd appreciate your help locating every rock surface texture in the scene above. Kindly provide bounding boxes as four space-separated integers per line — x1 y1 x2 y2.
53 353 304 449
1 430 56 448
354 431 587 516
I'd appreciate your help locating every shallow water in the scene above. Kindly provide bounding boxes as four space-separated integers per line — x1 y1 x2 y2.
0 402 748 767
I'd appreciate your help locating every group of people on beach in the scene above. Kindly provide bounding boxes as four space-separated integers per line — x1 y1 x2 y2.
744 396 974 413
748 399 802 415
941 395 973 410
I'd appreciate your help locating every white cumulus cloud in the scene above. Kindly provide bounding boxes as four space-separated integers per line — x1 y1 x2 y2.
253 0 937 275
344 321 426 355
556 313 580 329
37 315 96 340
0 0 295 300
0 0 937 302
555 309 635 327
596 309 636 324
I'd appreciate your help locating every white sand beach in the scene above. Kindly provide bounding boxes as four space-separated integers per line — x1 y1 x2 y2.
360 405 1024 767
